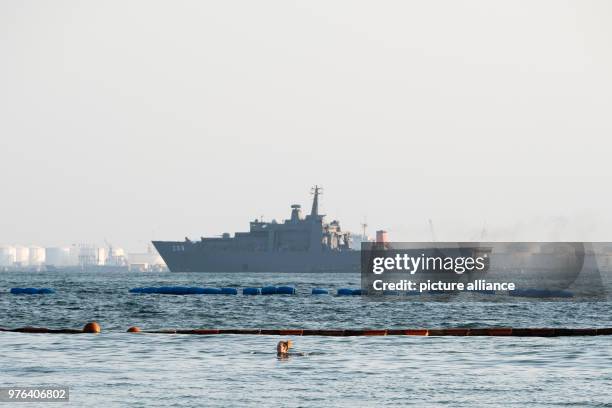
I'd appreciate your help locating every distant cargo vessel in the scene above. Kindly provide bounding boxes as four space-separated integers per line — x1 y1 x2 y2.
153 186 360 272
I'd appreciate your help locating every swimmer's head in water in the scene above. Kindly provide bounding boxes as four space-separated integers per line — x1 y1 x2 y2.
277 340 293 355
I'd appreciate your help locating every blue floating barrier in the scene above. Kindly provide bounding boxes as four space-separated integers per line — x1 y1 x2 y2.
243 287 261 295
159 287 179 295
553 290 574 298
11 288 30 294
201 287 223 295
276 286 295 295
312 288 328 295
163 287 197 295
261 286 277 295
38 288 54 294
383 290 400 295
337 288 353 296
220 287 238 295
509 289 574 298
10 287 55 295
337 288 362 296
130 287 156 294
129 286 225 295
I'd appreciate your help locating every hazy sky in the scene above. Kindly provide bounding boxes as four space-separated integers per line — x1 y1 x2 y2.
1 1 611 250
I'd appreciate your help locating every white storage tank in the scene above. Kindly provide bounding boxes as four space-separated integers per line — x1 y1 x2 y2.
96 247 106 265
77 245 106 266
45 247 73 266
0 246 16 266
14 246 30 266
29 246 46 266
77 246 96 266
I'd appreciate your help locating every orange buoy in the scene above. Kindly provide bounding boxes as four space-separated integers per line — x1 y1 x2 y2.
127 326 141 333
83 321 101 333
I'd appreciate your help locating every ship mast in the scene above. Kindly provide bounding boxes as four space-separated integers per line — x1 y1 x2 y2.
310 185 322 217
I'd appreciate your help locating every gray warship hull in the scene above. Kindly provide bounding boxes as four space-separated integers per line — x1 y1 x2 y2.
152 241 360 273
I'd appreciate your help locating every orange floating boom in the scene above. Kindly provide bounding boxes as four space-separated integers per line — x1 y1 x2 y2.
2 326 612 337
133 327 612 337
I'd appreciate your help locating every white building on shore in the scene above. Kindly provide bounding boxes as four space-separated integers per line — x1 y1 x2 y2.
0 242 166 272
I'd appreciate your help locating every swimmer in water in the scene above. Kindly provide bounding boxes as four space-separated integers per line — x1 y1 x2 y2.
277 340 293 358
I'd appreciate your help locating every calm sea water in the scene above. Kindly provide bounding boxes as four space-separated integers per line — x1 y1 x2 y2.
1 271 611 407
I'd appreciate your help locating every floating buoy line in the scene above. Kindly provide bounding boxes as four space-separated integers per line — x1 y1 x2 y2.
8 286 581 298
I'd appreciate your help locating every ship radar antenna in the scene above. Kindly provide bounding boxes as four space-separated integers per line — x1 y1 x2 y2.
310 185 323 217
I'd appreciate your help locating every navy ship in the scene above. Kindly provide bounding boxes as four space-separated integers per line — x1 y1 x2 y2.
153 186 360 272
